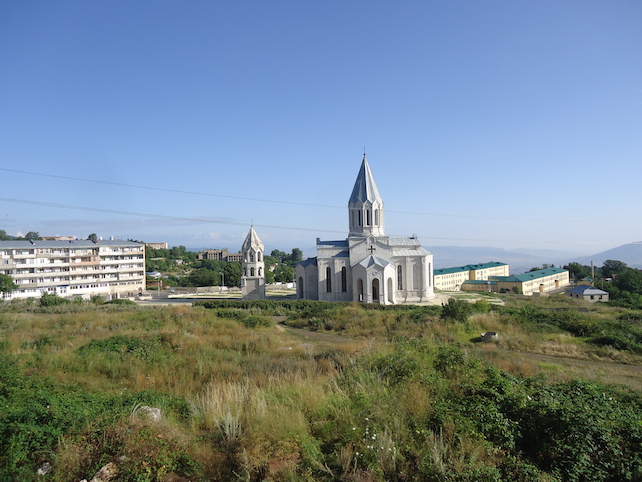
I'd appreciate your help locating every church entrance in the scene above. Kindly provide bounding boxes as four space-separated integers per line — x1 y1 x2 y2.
372 278 380 303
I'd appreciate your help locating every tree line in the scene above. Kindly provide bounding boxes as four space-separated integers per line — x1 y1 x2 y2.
145 246 303 288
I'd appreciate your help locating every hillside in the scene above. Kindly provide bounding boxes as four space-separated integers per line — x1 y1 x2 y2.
1 297 641 480
572 241 642 269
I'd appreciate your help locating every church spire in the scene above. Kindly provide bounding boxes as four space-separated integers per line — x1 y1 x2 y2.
348 154 385 237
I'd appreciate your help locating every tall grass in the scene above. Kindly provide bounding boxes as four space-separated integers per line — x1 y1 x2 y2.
1 298 642 480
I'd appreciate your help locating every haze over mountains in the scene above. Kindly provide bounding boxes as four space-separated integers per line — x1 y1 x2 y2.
185 242 642 275
428 242 642 274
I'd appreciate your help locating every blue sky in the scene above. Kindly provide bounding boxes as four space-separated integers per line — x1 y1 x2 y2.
1 1 640 256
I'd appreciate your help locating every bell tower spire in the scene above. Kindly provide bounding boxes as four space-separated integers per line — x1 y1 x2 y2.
348 154 385 237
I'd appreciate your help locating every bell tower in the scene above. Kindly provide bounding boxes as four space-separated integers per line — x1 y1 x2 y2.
241 226 266 299
348 154 385 237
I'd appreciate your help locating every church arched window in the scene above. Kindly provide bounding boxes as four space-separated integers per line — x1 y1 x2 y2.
374 209 379 226
326 267 332 292
358 210 362 226
251 267 255 276
341 267 347 292
243 267 247 276
258 267 262 276
366 209 371 226
250 251 255 262
397 265 403 290
257 252 262 262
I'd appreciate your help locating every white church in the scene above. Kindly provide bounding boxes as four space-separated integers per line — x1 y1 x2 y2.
296 155 435 304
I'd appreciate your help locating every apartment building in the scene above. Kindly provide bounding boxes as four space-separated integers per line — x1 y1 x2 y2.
434 262 509 291
197 248 242 262
0 240 145 301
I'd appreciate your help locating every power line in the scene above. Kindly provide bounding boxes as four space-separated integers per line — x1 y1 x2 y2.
0 197 627 247
0 167 621 224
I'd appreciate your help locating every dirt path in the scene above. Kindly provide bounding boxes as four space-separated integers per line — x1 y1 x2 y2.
274 321 370 352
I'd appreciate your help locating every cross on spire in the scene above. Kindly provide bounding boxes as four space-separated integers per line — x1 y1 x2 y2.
367 245 376 254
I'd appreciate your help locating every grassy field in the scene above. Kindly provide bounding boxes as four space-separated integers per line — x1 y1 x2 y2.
1 295 641 480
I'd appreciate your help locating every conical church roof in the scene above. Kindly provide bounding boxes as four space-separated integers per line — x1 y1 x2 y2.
242 226 263 252
349 155 383 205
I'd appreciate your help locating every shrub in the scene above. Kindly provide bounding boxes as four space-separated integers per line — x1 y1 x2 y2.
105 298 136 305
440 298 472 323
39 292 70 307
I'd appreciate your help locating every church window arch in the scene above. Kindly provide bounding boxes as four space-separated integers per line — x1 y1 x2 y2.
257 252 262 262
243 267 247 276
372 278 380 302
258 267 262 276
387 278 394 303
374 209 379 226
357 279 364 302
326 267 332 292
358 210 362 226
250 251 255 262
366 209 371 226
251 267 255 277
397 265 403 290
341 267 347 292
297 277 304 298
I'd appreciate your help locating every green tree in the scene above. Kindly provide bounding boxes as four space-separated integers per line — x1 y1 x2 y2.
273 264 295 282
23 231 41 241
564 262 591 281
270 249 287 263
265 268 275 284
0 230 10 241
529 264 555 272
187 269 217 287
602 260 628 278
86 233 98 242
224 261 242 287
614 268 642 295
0 274 17 296
289 248 303 265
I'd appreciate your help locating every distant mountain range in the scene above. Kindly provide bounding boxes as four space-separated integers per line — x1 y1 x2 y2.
428 246 563 274
429 242 642 274
188 242 642 275
571 242 642 270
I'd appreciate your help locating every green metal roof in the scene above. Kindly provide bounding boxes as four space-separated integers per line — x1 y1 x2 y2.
434 261 508 276
491 267 567 283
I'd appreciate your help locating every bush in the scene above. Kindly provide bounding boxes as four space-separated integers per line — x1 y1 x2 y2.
105 298 136 305
440 298 472 323
39 292 69 307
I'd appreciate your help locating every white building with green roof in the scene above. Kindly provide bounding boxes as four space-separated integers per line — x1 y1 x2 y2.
434 262 509 291
462 267 570 295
